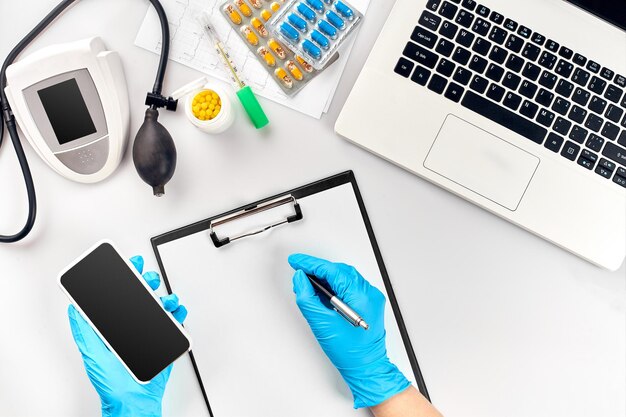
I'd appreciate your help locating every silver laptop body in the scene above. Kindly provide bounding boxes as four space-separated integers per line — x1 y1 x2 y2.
336 0 626 270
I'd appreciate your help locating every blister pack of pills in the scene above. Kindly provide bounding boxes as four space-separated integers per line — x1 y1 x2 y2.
267 0 362 70
221 0 335 95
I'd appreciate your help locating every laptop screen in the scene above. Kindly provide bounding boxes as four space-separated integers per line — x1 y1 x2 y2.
565 0 626 31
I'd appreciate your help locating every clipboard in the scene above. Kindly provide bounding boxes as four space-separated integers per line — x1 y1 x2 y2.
151 171 429 416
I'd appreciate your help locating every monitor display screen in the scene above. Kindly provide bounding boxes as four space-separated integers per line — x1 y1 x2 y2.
37 78 97 145
565 0 626 32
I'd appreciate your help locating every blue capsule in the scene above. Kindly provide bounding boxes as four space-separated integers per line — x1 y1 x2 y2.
326 10 345 29
311 29 330 49
280 22 300 41
305 0 325 13
335 1 354 20
302 39 322 60
288 13 308 32
317 19 337 39
297 3 317 22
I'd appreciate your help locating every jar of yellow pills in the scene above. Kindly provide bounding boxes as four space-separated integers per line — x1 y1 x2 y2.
171 77 235 134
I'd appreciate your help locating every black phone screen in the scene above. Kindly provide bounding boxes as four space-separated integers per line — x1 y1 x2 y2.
60 242 190 382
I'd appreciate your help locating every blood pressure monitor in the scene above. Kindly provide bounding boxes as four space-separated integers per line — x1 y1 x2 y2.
4 37 129 182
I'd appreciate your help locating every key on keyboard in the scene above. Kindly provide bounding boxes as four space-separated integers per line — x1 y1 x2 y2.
411 65 431 86
411 26 438 49
419 10 442 31
462 92 547 143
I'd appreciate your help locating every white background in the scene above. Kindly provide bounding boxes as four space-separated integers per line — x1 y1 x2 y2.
0 1 624 417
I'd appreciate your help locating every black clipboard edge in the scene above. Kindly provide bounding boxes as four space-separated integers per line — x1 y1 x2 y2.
150 170 430 416
152 241 215 416
348 175 431 401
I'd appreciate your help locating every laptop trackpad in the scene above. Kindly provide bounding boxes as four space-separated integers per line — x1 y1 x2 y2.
424 115 540 211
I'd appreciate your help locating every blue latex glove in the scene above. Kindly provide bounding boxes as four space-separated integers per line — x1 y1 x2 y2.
289 253 411 408
67 255 188 417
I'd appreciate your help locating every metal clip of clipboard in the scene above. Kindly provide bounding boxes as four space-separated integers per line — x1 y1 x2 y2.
209 195 303 248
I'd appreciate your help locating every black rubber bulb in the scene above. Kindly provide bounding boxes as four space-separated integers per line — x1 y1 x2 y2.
133 107 177 196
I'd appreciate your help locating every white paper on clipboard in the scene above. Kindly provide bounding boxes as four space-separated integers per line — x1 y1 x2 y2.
155 181 417 417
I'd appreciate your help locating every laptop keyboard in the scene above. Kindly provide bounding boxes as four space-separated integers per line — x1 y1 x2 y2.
394 0 626 188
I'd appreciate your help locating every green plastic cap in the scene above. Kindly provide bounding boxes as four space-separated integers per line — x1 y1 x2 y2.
236 86 269 129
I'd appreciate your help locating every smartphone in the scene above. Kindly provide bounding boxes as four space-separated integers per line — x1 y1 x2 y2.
58 240 192 383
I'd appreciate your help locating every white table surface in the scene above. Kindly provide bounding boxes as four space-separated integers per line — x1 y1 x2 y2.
0 1 624 417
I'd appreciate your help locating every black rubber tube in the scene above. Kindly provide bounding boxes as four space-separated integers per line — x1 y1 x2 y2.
0 0 74 243
147 0 170 95
0 116 37 242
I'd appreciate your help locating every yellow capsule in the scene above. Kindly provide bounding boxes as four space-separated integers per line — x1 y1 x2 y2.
268 38 286 59
241 26 259 45
296 55 314 73
251 17 268 37
235 0 253 17
249 0 262 8
275 67 293 88
260 9 272 21
286 60 304 81
224 4 243 24
258 46 276 66
270 1 281 12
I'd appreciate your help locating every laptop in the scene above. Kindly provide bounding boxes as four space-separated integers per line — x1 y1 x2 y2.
336 0 626 270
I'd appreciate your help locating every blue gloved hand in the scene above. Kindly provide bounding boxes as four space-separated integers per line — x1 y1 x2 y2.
67 255 188 417
289 253 411 409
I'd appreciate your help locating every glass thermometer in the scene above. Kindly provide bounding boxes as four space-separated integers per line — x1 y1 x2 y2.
197 12 269 129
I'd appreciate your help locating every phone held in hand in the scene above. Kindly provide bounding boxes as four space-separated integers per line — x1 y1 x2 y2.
58 240 192 384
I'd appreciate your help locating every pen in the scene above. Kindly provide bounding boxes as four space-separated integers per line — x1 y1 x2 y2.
197 12 269 129
306 274 369 330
